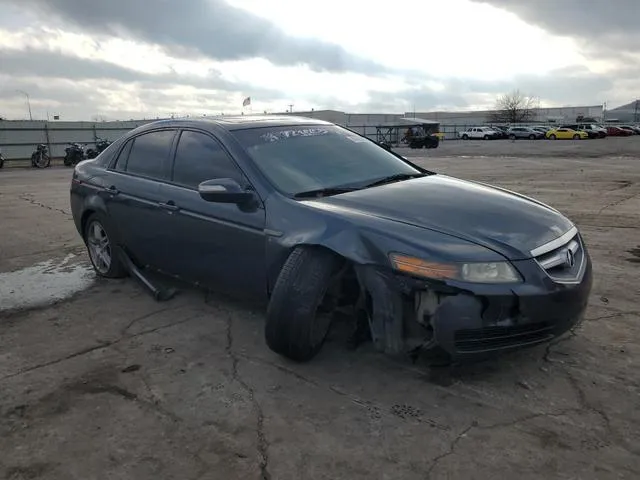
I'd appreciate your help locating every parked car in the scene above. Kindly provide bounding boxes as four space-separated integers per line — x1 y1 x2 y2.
531 127 550 136
407 134 440 149
561 124 599 139
506 127 544 140
545 128 589 140
70 116 592 363
578 124 607 138
606 126 634 137
458 127 500 140
617 125 640 135
491 126 509 139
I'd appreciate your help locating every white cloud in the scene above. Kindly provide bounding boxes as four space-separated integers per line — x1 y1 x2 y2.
0 0 636 120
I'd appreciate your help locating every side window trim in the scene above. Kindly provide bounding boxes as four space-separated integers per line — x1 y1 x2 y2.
169 128 251 191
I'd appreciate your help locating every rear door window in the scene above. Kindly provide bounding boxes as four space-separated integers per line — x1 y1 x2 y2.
171 130 245 188
122 129 176 180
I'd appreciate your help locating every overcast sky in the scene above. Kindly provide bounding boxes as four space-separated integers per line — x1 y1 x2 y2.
0 0 637 120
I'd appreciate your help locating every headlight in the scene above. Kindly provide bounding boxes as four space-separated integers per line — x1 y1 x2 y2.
389 253 521 283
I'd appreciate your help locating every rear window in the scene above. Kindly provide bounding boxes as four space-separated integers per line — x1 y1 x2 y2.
122 130 176 180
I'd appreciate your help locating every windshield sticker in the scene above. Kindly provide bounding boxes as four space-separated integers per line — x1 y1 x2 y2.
260 128 329 142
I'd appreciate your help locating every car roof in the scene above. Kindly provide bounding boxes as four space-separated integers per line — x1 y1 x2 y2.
132 115 332 133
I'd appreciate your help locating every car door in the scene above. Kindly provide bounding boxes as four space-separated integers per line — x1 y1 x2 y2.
105 128 178 269
158 129 267 299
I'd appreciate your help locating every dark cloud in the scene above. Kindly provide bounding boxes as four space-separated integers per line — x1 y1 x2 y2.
473 0 640 52
0 47 285 96
3 0 391 75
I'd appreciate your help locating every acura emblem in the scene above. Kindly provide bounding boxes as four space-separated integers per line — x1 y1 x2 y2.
565 248 575 268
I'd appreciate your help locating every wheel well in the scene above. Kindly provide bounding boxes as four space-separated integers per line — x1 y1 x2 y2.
80 209 95 238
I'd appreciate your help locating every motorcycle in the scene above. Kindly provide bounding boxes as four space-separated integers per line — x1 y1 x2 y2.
64 142 86 167
31 144 51 168
85 138 111 159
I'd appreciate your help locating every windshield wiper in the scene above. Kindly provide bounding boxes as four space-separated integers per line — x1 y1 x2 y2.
363 172 426 189
294 186 360 199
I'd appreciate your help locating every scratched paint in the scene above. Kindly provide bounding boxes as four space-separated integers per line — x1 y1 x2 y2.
0 254 95 312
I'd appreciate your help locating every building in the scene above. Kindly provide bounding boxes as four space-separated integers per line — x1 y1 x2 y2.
404 105 605 125
605 100 640 123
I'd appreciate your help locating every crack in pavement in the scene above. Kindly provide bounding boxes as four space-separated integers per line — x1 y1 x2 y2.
423 403 630 478
425 422 477 478
237 352 451 431
18 194 71 216
1 310 203 381
225 315 271 480
596 191 640 216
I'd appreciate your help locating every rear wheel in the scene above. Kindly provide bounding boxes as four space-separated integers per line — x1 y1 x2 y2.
265 246 343 362
483 135 490 140
573 134 580 140
462 134 469 140
529 134 535 140
509 134 516 140
83 212 127 278
549 134 557 140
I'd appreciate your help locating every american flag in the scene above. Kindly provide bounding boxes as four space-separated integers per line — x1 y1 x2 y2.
242 96 251 107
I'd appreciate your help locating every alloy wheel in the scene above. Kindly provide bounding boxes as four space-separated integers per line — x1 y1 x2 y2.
87 220 112 274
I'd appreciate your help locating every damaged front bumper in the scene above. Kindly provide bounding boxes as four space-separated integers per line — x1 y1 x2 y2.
355 253 593 361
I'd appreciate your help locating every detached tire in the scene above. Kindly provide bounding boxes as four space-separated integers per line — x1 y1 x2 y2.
265 246 343 362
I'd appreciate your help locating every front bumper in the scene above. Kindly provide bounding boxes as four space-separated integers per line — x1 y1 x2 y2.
431 256 592 359
356 248 593 361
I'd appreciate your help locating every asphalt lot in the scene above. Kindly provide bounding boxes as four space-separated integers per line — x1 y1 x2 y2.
1 137 639 479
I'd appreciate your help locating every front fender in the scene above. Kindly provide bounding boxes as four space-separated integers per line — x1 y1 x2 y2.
263 194 504 293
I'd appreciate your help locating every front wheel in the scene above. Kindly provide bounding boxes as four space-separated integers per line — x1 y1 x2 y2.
509 134 516 140
265 246 343 362
529 134 535 140
549 134 557 140
483 135 490 140
573 134 580 140
462 134 469 140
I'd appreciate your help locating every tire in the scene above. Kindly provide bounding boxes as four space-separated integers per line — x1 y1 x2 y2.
63 154 72 166
462 134 469 140
33 152 48 168
265 246 343 362
549 134 557 140
83 212 127 278
0 156 4 169
573 134 580 140
483 135 490 140
529 134 535 140
509 134 516 140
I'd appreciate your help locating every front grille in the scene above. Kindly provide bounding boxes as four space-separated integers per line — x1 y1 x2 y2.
454 322 553 353
535 233 585 283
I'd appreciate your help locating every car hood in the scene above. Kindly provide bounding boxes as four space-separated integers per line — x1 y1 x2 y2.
304 175 574 260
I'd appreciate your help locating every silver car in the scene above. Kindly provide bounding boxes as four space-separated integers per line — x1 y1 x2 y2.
507 127 544 140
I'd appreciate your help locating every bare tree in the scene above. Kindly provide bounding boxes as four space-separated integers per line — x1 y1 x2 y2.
488 90 538 124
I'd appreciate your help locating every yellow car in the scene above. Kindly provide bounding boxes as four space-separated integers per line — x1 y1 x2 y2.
545 128 589 140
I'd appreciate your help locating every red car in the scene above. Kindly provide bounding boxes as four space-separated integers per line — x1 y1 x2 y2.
607 126 634 136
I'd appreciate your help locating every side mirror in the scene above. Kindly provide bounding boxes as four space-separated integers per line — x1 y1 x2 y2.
198 178 254 204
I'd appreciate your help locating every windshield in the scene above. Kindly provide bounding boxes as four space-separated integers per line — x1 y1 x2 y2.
232 125 422 196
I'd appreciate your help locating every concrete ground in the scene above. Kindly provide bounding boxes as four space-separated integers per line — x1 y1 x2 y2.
1 138 639 479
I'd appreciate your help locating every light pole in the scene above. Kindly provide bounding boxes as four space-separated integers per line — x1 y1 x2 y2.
16 90 33 120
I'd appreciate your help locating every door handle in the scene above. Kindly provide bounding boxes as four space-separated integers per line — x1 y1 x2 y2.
158 201 179 211
107 185 119 195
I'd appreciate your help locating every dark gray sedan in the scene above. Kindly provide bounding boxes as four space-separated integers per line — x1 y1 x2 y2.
506 127 545 140
70 116 592 363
